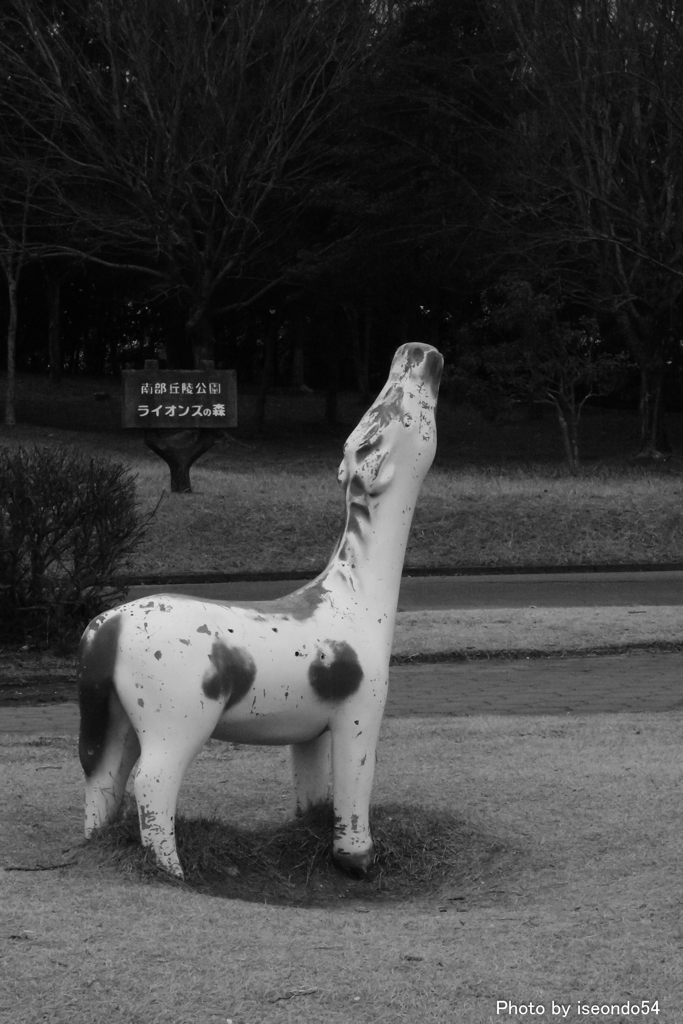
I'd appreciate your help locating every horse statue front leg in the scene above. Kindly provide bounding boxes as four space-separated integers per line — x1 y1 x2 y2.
290 716 379 876
327 682 387 876
291 730 333 813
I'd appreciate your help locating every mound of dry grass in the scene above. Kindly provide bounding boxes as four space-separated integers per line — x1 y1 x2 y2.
83 800 514 907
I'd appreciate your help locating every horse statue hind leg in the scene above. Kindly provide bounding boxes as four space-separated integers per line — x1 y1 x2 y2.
78 616 140 843
77 342 443 879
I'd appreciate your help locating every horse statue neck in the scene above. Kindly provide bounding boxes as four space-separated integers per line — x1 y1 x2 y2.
319 342 442 632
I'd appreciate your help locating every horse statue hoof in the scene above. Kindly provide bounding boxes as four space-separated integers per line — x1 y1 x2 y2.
332 847 377 880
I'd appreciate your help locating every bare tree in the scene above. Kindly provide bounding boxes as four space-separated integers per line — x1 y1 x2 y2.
0 0 379 366
0 179 31 426
0 161 65 424
498 0 683 457
454 276 631 473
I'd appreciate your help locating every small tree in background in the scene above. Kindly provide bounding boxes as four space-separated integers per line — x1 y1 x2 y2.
0 181 30 428
452 277 631 473
497 0 683 457
0 447 158 645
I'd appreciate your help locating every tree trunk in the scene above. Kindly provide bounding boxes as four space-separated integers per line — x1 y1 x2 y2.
44 269 63 382
325 310 341 427
291 343 305 388
322 305 346 426
108 329 120 375
398 312 408 346
326 346 340 426
255 315 279 433
4 273 18 427
550 395 580 474
427 289 441 346
143 430 216 493
187 308 216 368
290 312 308 389
615 309 670 458
637 365 670 459
347 303 370 403
363 294 373 397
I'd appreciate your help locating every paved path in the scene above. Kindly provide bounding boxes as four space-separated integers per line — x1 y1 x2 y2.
127 570 683 611
4 572 683 734
3 650 683 735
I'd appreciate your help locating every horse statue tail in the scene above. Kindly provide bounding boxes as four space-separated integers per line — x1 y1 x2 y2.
77 613 122 777
78 611 142 837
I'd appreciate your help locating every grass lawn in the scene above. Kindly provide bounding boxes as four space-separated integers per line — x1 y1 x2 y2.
3 376 683 1023
2 377 683 577
2 714 682 1023
120 457 683 576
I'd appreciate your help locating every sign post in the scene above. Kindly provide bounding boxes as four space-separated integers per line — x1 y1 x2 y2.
122 361 237 493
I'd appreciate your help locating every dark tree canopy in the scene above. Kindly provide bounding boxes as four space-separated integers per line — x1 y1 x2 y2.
495 0 683 454
0 0 382 364
2 0 683 451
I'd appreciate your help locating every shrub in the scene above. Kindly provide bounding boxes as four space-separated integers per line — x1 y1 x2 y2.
0 445 157 646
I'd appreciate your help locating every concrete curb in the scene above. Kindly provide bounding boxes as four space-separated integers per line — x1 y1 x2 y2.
120 563 683 586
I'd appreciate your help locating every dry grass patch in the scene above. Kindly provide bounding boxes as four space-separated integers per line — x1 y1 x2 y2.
135 465 341 575
4 424 683 578
132 462 683 575
2 715 683 1023
413 466 683 569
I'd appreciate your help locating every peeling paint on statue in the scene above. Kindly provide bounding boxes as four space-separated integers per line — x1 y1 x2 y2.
77 343 443 880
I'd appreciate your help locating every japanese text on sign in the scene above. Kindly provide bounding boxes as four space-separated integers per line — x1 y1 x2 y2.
137 404 227 418
122 370 237 429
139 382 223 395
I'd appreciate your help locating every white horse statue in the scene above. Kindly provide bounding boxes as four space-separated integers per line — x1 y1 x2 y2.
78 343 443 878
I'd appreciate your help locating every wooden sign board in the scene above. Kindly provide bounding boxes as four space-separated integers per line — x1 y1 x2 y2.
122 369 237 429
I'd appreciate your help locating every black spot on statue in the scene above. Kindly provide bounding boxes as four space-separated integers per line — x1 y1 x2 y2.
202 642 257 708
355 437 382 460
309 641 364 701
407 345 426 367
77 614 122 777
